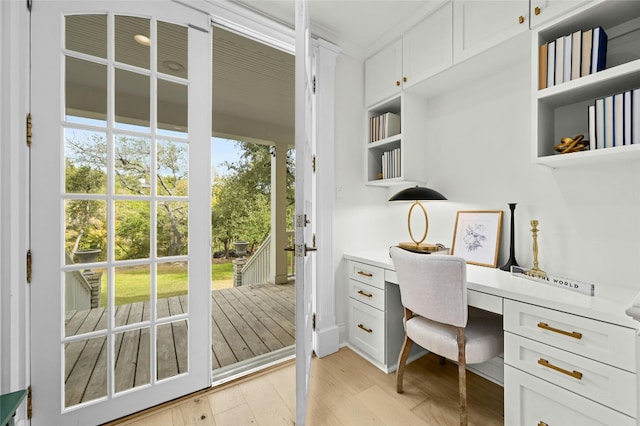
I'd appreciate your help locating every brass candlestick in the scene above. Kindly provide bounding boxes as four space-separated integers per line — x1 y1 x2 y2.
527 219 547 278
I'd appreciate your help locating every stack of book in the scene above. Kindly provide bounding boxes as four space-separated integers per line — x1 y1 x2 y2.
381 148 401 179
588 88 640 149
369 112 400 143
539 26 607 90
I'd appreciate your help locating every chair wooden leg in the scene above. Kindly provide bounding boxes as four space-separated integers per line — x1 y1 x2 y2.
396 334 413 393
457 327 467 426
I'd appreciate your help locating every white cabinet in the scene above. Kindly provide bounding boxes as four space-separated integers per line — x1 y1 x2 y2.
532 0 640 167
529 0 592 29
453 0 529 63
504 299 637 424
364 2 452 107
346 260 424 372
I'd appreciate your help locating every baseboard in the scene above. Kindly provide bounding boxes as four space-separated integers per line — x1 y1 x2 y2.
314 325 340 358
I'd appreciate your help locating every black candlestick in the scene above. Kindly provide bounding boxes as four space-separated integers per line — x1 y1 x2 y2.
500 203 519 271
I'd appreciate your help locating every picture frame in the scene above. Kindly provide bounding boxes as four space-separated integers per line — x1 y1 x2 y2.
451 210 503 268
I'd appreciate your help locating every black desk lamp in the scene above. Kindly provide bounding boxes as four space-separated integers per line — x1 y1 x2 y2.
389 185 446 252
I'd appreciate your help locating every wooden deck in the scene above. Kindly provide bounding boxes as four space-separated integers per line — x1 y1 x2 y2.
64 282 295 406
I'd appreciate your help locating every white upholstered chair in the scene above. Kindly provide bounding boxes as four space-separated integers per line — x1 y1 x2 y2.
389 247 504 426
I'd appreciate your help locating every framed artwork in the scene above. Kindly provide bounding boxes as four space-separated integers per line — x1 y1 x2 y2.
451 210 503 268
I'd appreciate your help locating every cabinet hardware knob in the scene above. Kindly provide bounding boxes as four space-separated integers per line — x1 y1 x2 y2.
518 15 525 24
538 358 583 380
537 322 583 339
357 323 373 333
534 6 541 15
357 290 373 298
357 271 373 278
396 80 400 86
538 422 549 426
403 76 407 82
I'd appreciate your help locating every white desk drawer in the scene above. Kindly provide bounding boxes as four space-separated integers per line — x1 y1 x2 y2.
505 333 637 417
504 299 636 372
349 279 385 311
505 365 636 426
348 298 385 364
348 261 385 290
468 290 502 314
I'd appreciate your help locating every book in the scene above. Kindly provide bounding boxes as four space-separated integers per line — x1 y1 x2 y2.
588 104 596 150
563 34 572 83
591 26 608 74
555 36 564 84
547 41 556 87
604 95 614 148
538 43 548 90
624 91 632 145
581 28 593 77
547 40 555 87
614 93 624 146
595 97 605 149
370 112 400 142
633 89 640 144
571 30 582 80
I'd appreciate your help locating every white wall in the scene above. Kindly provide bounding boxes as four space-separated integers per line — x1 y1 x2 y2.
333 36 640 345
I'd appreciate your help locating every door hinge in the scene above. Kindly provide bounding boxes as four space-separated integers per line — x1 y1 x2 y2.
26 250 32 284
295 214 309 228
27 385 33 419
26 113 32 147
312 76 316 94
312 155 316 173
26 0 32 11
312 313 316 331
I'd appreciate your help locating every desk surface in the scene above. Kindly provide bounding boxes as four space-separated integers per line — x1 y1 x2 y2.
345 251 640 330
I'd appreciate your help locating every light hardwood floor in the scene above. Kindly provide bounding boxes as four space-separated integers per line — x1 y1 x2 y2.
109 347 504 425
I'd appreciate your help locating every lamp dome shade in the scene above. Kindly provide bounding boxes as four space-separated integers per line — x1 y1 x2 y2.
388 185 446 201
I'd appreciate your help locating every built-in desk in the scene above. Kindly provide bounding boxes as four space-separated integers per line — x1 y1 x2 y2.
344 251 640 425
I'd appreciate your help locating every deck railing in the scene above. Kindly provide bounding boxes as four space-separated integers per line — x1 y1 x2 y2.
241 231 295 285
65 252 93 311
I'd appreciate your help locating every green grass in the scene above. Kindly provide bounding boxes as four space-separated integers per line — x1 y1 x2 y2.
99 261 235 306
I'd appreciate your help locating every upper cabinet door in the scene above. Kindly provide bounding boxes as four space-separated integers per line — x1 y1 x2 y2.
365 39 402 107
529 0 592 28
403 2 453 89
453 0 529 63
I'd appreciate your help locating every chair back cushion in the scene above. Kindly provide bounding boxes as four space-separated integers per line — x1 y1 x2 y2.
390 247 468 327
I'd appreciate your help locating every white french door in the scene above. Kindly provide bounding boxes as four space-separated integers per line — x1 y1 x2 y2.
30 2 211 424
294 0 316 424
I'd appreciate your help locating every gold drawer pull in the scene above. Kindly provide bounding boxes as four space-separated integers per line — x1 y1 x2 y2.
518 15 525 24
534 6 541 15
537 322 582 339
538 358 583 380
357 271 373 278
357 290 373 298
538 422 548 426
357 324 373 334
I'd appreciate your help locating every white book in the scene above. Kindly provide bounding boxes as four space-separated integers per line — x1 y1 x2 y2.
624 91 632 146
604 95 614 148
547 40 555 87
634 89 640 145
563 34 572 83
614 93 624 146
588 105 596 150
555 36 564 84
595 98 605 149
571 30 582 80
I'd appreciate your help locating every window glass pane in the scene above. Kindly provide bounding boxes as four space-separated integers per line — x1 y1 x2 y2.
157 140 188 196
157 202 188 257
65 128 107 194
114 134 151 195
64 266 106 338
64 199 107 263
157 320 188 380
65 336 107 407
115 327 151 393
157 21 188 78
157 261 188 319
158 79 188 134
66 57 107 123
65 14 107 58
115 200 150 260
115 15 150 70
115 265 150 327
115 69 150 130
